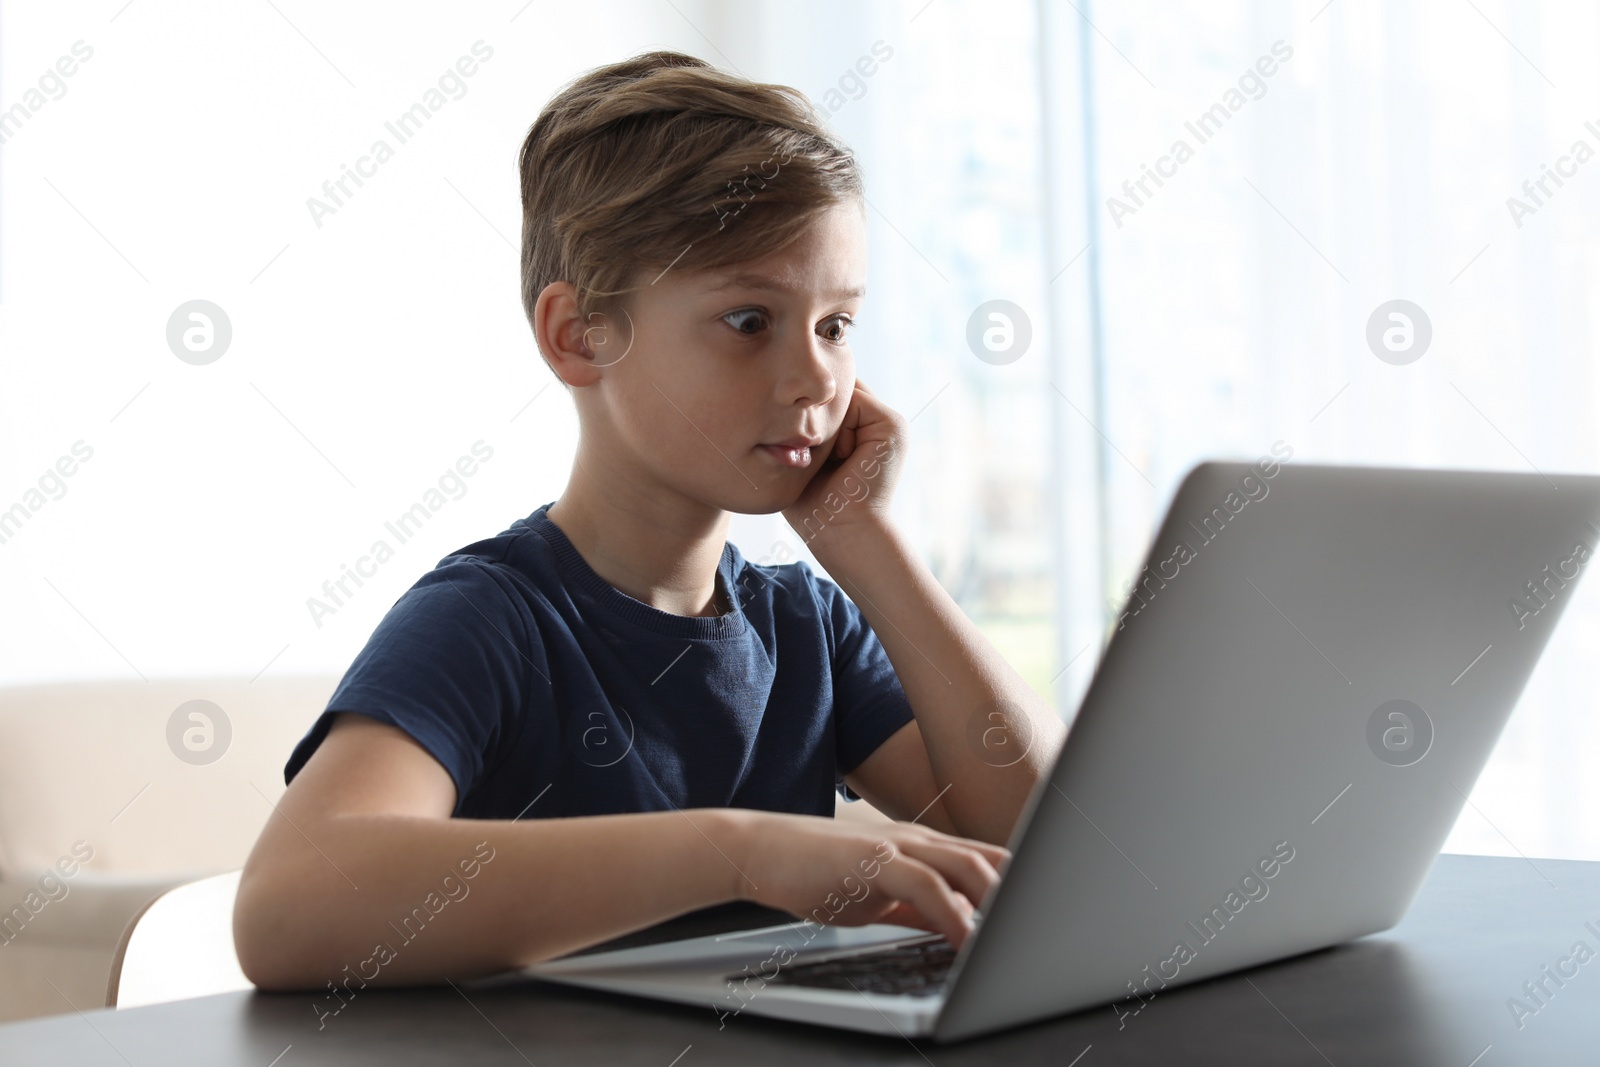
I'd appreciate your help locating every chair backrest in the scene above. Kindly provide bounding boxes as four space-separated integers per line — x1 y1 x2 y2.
109 869 250 1009
0 675 337 879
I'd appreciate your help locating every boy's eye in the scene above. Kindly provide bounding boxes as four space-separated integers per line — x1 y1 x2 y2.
722 308 768 335
819 314 856 344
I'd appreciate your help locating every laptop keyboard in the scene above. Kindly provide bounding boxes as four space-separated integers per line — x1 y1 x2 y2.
741 937 957 997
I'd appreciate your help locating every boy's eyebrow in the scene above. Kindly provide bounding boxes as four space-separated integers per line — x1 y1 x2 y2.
704 271 865 300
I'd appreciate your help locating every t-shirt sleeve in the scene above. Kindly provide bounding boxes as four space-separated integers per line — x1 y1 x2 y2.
283 557 539 811
815 573 915 797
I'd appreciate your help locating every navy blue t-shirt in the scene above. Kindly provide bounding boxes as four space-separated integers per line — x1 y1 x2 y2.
284 504 915 819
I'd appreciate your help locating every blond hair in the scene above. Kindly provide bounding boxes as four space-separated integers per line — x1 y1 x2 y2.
518 50 863 332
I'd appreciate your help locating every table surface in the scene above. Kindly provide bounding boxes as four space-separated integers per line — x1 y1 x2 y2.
1 853 1595 1065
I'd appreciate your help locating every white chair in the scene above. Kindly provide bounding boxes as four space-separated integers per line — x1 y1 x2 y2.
109 870 250 1009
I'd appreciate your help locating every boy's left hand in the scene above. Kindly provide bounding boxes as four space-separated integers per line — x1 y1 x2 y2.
783 380 905 541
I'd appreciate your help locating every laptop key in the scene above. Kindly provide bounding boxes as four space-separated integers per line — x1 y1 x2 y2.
740 938 957 998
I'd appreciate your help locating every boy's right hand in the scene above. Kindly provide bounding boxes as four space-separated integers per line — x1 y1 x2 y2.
727 811 1009 948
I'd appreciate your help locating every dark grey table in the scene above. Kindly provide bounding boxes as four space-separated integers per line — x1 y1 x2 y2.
2 854 1595 1065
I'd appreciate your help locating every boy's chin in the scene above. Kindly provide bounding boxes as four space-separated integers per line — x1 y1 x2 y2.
722 488 808 517
706 478 813 518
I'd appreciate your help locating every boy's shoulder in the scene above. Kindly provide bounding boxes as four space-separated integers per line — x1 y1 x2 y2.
427 503 571 581
385 507 562 627
725 540 831 591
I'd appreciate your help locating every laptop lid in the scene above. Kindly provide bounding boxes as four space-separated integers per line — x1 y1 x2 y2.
934 460 1600 1041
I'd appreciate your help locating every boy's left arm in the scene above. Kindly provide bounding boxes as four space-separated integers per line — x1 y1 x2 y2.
786 383 1066 847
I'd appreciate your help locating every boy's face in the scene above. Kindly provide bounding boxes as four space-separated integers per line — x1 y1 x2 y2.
581 200 867 515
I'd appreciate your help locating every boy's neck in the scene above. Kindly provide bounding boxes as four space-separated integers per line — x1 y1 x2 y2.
546 468 732 619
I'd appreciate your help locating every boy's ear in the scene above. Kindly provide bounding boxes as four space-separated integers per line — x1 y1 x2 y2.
534 281 609 387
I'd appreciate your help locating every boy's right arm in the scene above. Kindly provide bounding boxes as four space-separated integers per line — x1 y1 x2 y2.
233 713 1008 991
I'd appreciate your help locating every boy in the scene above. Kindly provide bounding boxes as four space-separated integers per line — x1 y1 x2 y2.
234 50 1063 991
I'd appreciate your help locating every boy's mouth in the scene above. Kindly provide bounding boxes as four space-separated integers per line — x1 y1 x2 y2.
758 444 812 468
758 436 822 468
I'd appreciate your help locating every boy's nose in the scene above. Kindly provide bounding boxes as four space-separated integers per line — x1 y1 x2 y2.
779 338 839 409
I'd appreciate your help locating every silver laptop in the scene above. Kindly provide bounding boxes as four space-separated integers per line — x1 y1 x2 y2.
527 461 1600 1042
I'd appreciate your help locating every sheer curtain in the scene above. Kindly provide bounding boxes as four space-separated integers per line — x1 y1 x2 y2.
1065 0 1600 862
